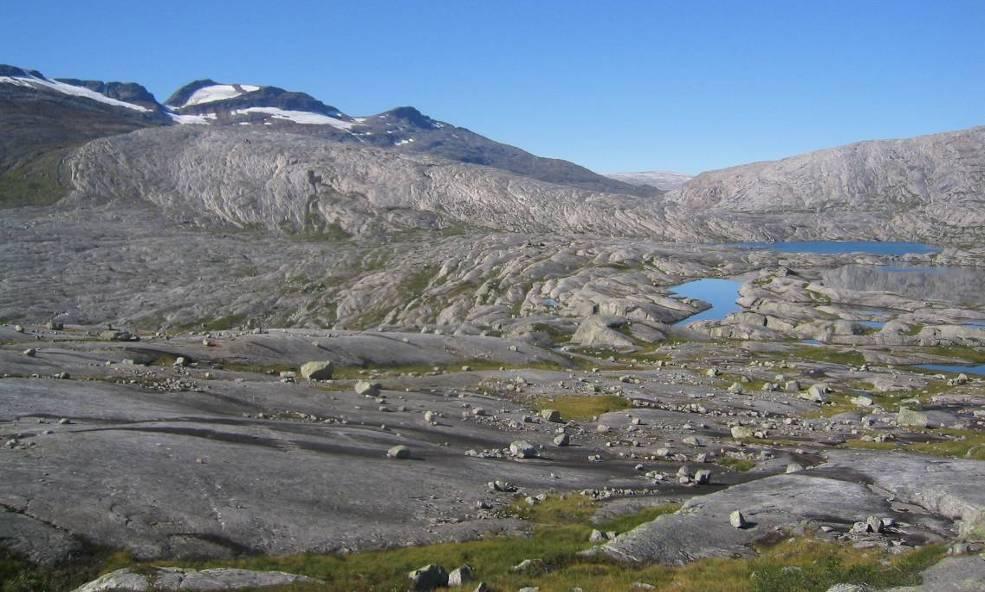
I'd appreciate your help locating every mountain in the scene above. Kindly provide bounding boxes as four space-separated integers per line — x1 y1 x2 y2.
163 79 354 128
161 78 649 195
3 63 985 245
66 125 667 238
0 66 169 206
605 170 693 191
1 65 643 208
662 126 985 243
347 106 655 195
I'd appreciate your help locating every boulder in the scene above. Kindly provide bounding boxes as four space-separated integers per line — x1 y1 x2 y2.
355 381 382 396
387 445 411 459
447 564 474 587
300 361 333 380
801 383 830 403
408 564 449 591
509 440 539 458
851 395 874 407
511 558 546 574
897 408 930 428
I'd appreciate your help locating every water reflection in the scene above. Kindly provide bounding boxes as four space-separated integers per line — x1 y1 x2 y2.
670 278 742 325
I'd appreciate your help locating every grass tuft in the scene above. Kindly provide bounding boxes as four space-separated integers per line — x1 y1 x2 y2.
533 395 631 421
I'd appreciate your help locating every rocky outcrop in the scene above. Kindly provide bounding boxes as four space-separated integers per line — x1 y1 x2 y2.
73 567 316 592
603 451 985 565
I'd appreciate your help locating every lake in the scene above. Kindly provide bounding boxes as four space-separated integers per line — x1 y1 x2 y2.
916 364 985 376
670 278 742 325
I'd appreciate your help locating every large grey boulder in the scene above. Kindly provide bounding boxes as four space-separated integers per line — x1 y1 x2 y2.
509 440 539 459
897 408 930 428
408 564 449 591
299 360 333 380
354 380 382 396
447 564 474 587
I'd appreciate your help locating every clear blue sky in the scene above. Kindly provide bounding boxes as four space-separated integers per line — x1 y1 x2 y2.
3 0 983 174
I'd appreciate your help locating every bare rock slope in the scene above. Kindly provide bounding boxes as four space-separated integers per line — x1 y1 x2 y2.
666 126 985 244
67 126 669 238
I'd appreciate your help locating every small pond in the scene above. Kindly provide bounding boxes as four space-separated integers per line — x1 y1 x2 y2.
670 278 742 325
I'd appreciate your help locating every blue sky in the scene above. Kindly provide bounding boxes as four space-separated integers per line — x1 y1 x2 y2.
3 0 983 174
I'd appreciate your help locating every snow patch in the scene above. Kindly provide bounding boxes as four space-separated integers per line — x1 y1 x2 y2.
394 138 415 146
231 107 354 129
183 84 261 107
168 112 217 125
0 74 152 112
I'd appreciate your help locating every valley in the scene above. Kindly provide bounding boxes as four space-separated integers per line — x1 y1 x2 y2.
1 61 984 592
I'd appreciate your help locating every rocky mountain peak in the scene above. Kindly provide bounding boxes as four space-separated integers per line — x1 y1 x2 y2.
164 79 221 107
374 106 444 129
55 79 160 110
0 64 45 78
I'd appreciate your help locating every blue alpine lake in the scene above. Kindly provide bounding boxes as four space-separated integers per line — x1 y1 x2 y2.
670 278 742 325
917 364 985 376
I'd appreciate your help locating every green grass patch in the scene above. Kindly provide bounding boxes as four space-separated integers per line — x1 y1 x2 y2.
132 530 942 592
787 345 866 367
3 501 947 592
201 314 248 332
533 394 630 421
845 428 985 460
817 380 953 418
595 504 681 533
719 373 769 393
917 345 985 364
0 546 133 592
0 150 69 208
911 429 985 460
719 457 757 472
219 361 297 375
